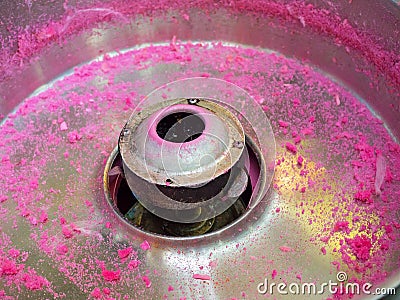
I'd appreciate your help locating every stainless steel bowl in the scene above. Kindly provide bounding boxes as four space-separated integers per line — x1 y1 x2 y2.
0 1 399 299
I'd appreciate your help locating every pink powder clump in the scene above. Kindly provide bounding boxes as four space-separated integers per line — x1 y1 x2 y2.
57 244 68 255
102 269 121 282
60 121 68 131
91 287 102 298
208 260 217 268
39 211 48 224
354 190 372 204
334 221 350 233
193 274 211 280
21 269 49 290
278 120 289 128
62 225 74 239
67 131 82 144
347 235 372 261
279 246 292 252
8 249 20 258
140 240 151 251
127 260 140 270
320 236 330 243
0 258 20 276
117 247 133 259
285 142 297 154
297 155 304 165
142 275 152 287
293 135 302 144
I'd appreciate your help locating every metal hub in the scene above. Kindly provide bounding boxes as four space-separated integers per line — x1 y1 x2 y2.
104 97 267 237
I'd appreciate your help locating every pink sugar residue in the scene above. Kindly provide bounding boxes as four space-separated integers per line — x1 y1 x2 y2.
39 211 48 224
91 287 102 298
67 131 82 144
208 260 217 268
347 235 372 261
140 240 151 251
56 244 69 255
0 258 20 276
61 225 74 239
8 249 20 258
297 155 304 166
117 247 133 259
142 275 152 288
103 287 111 295
60 121 68 131
285 142 297 154
127 259 140 270
278 120 289 128
21 269 49 290
193 274 211 280
333 221 350 234
102 269 121 282
354 190 373 204
279 246 292 253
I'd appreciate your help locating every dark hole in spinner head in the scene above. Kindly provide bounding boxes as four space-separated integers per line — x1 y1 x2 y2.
157 171 231 204
156 112 205 143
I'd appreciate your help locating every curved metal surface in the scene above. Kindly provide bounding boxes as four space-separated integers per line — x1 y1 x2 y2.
120 99 245 187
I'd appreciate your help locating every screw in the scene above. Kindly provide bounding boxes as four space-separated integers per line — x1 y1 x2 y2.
122 128 130 136
233 141 244 149
187 98 199 105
